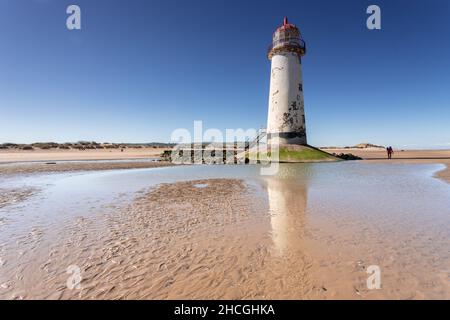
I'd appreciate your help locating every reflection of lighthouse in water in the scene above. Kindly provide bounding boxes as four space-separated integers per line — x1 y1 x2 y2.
266 173 309 254
267 17 307 145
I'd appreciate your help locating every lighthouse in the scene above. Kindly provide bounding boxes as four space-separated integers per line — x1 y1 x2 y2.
267 17 307 145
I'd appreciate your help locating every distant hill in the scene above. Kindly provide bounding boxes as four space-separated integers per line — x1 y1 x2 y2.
0 142 175 151
352 143 385 149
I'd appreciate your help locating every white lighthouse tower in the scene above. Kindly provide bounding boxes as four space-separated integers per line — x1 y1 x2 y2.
267 17 307 145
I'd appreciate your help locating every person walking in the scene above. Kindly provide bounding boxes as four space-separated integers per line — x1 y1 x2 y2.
386 146 394 159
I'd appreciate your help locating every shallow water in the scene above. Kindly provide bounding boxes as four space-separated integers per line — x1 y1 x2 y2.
0 162 449 299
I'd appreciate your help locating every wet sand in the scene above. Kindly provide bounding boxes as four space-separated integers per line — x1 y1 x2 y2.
1 165 449 299
2 148 449 183
437 165 450 183
0 178 350 299
0 146 173 177
0 179 275 299
324 148 450 183
0 187 39 209
0 155 449 299
0 160 173 176
323 148 450 160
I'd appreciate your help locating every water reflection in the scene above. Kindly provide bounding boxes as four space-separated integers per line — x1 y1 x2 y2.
265 165 310 255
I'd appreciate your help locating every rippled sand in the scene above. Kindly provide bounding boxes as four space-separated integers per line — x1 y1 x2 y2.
0 179 273 299
0 187 39 209
0 163 449 300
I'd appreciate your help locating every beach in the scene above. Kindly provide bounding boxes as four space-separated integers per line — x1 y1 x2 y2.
0 149 450 299
0 147 167 163
0 147 173 176
3 0 450 308
2 148 449 183
323 148 450 183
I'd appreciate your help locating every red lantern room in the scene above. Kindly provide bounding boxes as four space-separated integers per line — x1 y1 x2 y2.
268 17 306 59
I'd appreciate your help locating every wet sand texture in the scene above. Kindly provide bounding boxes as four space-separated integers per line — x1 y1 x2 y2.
0 161 172 176
1 179 274 299
0 187 39 209
1 163 449 299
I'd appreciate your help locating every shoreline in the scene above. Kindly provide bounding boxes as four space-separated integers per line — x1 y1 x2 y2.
324 148 450 184
0 160 173 176
1 148 449 183
364 160 450 184
0 147 167 163
434 163 450 184
0 147 173 176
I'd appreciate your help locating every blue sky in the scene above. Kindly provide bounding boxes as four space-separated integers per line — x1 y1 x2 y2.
0 0 449 148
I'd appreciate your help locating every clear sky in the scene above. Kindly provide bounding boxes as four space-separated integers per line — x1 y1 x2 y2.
1 0 449 148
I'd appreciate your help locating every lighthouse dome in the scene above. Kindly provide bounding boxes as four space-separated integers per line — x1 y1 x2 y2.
274 17 300 35
268 17 306 59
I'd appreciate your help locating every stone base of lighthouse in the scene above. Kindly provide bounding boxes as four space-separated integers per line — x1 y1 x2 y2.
267 131 307 145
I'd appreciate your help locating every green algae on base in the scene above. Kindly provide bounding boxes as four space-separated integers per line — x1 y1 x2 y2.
248 145 340 163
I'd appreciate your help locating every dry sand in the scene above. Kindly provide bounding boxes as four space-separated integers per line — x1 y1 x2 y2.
0 147 173 176
0 147 167 163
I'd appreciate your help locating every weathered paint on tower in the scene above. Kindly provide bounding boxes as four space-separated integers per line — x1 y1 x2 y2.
267 17 307 145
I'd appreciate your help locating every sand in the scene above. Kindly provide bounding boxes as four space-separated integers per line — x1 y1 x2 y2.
0 179 275 299
0 148 173 176
0 178 351 299
0 187 40 209
1 149 450 299
2 148 449 183
0 160 173 176
323 148 450 160
323 148 450 183
0 147 167 163
2 173 448 299
0 147 173 176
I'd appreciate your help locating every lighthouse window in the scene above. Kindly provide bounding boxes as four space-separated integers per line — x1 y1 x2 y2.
299 83 303 92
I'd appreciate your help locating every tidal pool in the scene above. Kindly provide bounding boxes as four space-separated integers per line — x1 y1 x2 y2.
0 162 449 299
